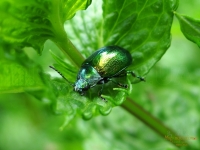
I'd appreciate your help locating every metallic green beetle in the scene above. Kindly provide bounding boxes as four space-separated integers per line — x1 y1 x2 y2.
50 46 144 100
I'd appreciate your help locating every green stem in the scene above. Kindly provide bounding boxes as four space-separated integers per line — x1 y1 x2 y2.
49 0 84 67
122 97 193 149
51 35 84 67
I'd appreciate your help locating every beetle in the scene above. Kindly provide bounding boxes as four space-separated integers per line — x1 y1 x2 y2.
50 46 144 101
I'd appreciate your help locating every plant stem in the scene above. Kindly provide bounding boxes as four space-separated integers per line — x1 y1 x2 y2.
122 97 193 149
49 0 84 67
52 35 84 67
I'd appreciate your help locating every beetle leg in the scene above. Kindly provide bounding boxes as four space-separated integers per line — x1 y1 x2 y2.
127 71 145 82
98 84 107 102
108 79 128 88
80 91 85 96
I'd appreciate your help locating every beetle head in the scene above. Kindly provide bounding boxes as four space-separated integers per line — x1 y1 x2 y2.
74 79 90 93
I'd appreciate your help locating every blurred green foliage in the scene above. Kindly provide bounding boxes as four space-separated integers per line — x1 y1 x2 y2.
0 0 200 150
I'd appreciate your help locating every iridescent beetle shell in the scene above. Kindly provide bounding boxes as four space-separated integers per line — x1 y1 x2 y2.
74 46 132 96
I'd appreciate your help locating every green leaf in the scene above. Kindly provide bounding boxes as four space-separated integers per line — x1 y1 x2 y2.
66 0 177 74
175 12 200 48
0 61 44 94
0 41 44 94
103 0 176 76
0 0 91 55
64 1 104 56
63 0 92 20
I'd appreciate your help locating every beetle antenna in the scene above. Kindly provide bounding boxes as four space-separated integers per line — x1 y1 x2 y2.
49 66 74 86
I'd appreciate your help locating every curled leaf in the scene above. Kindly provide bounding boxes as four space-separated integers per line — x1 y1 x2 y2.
175 12 200 48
